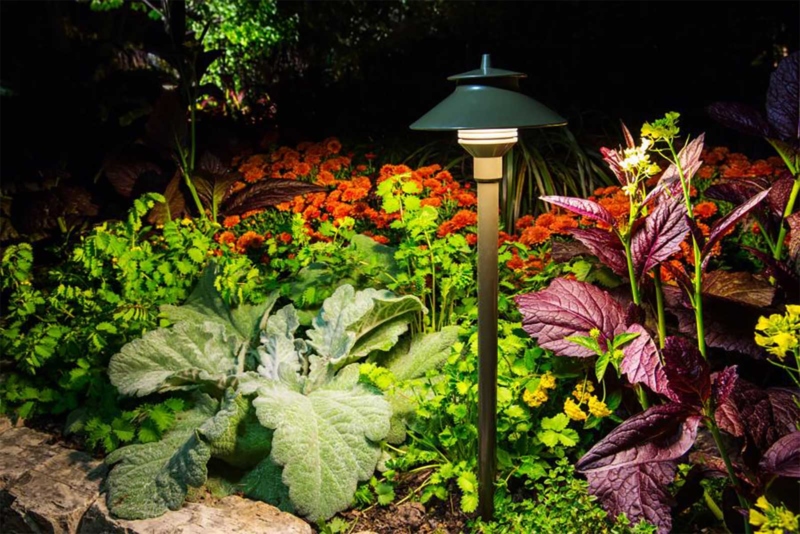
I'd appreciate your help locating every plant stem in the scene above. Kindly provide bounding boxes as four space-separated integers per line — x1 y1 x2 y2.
653 269 667 349
622 236 641 305
773 175 800 261
703 488 724 521
705 408 752 534
692 238 707 358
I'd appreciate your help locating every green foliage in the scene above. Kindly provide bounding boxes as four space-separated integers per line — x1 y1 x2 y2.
105 278 424 521
469 458 656 533
375 172 474 332
188 0 298 111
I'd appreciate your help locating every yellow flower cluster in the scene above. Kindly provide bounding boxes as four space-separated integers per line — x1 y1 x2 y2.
564 381 613 421
749 496 799 533
523 372 556 408
754 305 800 360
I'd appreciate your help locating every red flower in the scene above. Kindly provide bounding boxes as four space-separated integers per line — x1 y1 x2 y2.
223 215 241 228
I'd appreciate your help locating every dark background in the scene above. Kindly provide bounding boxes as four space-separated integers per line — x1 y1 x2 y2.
1 0 798 190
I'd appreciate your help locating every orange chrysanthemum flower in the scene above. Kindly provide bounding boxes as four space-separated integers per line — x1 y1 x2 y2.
535 213 556 229
236 231 264 251
316 170 336 186
325 138 342 155
294 162 312 176
217 231 236 246
421 197 442 208
693 201 718 219
519 225 552 246
466 233 478 246
223 215 241 228
516 215 536 232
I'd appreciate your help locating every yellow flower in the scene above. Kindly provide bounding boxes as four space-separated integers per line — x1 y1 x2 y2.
564 398 588 421
588 395 612 418
572 381 595 403
539 371 557 390
749 495 800 533
754 307 800 360
523 388 548 408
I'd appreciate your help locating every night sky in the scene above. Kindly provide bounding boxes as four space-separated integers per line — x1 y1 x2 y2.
1 0 798 186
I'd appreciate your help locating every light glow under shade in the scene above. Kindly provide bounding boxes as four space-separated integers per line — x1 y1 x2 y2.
458 128 518 145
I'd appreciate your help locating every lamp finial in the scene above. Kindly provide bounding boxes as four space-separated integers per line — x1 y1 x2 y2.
481 54 491 73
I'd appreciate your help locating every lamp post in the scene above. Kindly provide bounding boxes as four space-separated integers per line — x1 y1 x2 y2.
410 54 566 521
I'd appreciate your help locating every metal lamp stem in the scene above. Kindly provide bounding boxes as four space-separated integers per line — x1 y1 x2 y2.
474 156 503 521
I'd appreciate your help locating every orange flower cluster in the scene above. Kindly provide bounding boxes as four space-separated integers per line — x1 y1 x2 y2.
699 146 786 181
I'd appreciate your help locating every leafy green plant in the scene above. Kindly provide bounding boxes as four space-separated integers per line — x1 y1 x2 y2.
375 171 475 332
103 269 451 521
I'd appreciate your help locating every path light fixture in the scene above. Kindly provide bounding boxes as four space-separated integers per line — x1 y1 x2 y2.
410 54 566 521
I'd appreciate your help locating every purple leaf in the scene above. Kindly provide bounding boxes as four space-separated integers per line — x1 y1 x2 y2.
550 239 591 263
662 336 711 406
540 196 617 228
705 177 771 207
576 404 701 472
632 197 690 280
585 462 677 534
702 189 771 266
515 278 625 357
569 228 628 276
742 246 799 297
621 122 636 149
600 147 627 186
787 212 800 263
619 324 676 401
645 136 706 205
687 216 706 250
712 366 738 406
767 176 795 218
702 270 775 308
718 380 800 453
222 179 326 216
766 51 799 143
706 101 771 138
673 305 764 358
759 431 800 478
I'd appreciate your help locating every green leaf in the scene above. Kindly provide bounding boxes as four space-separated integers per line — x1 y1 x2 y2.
565 334 601 354
595 351 611 383
382 326 458 381
187 247 206 263
105 395 218 520
239 456 294 513
306 285 424 368
375 482 395 505
252 376 391 521
541 413 569 432
611 331 641 348
461 492 478 513
108 320 239 397
161 265 278 343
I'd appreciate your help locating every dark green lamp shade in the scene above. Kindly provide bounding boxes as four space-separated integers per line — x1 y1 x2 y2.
410 54 567 131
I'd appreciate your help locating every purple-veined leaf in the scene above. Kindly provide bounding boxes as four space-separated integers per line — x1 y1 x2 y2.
540 196 617 228
222 179 326 216
621 121 636 149
619 324 676 401
662 336 711 407
569 228 628 276
702 189 771 268
711 366 738 406
702 270 775 308
576 404 701 473
662 264 693 302
644 135 705 205
766 51 799 143
706 101 771 138
705 176 771 207
624 302 646 327
759 431 800 477
767 176 795 218
742 246 799 298
515 278 625 357
716 380 800 453
673 305 764 358
103 148 164 198
787 212 800 262
193 153 241 216
632 197 690 280
585 462 677 534
600 147 627 186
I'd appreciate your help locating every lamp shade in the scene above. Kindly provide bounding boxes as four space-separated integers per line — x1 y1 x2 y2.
410 54 567 131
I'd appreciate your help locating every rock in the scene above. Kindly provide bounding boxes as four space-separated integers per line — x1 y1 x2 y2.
1 447 106 534
0 426 60 491
395 502 426 528
78 495 313 534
